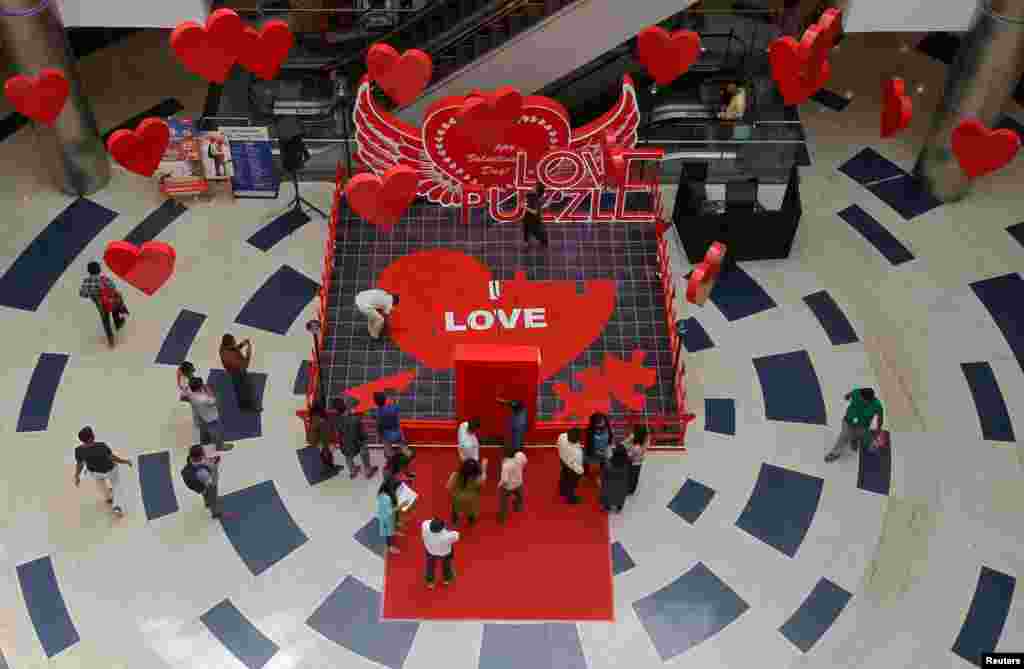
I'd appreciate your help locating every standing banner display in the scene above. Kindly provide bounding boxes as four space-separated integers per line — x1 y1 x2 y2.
220 126 280 199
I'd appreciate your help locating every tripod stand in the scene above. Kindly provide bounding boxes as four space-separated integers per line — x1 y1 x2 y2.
284 169 327 219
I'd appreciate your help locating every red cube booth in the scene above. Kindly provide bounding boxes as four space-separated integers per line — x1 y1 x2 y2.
454 344 541 442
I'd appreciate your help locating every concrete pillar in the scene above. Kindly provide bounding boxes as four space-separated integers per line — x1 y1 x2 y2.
912 0 1024 202
0 0 111 196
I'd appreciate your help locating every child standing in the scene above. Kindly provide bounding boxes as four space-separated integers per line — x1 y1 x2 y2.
497 446 527 523
447 458 488 527
422 518 460 588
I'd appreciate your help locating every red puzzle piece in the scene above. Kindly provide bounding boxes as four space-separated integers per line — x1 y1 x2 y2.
602 350 656 412
342 369 418 414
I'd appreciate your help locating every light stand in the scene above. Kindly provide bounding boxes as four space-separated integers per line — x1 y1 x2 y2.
306 319 327 406
278 117 327 219
285 167 328 219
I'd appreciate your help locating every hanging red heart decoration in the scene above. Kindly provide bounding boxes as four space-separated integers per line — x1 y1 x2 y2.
237 20 294 81
951 118 1021 179
816 8 843 49
880 77 912 138
456 86 524 151
3 69 69 126
103 241 177 295
345 165 419 228
366 43 433 107
106 118 171 177
686 242 727 305
769 34 831 106
170 8 247 83
636 26 701 86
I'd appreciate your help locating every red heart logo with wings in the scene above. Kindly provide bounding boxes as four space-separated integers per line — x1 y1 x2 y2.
237 20 294 81
951 118 1021 179
103 241 177 296
366 43 433 107
4 69 69 126
636 27 701 86
106 118 171 177
170 9 247 83
880 77 912 138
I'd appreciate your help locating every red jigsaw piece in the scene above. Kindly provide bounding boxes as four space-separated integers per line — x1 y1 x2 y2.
602 350 657 411
553 377 611 421
342 369 418 414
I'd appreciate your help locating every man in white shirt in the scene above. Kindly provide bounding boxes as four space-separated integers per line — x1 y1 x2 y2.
355 288 400 339
422 518 460 588
557 428 584 504
457 418 481 462
498 446 527 523
181 377 232 455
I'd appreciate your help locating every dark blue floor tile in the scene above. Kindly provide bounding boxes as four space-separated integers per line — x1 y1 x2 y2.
101 98 183 143
866 174 943 220
779 578 853 652
124 199 188 246
138 451 179 521
235 265 319 335
753 350 827 425
306 576 419 669
611 541 636 575
736 463 823 557
200 599 279 669
838 147 906 185
1008 222 1024 248
709 265 777 321
953 567 1016 667
838 204 915 265
971 273 1024 375
154 309 206 365
811 89 850 111
668 479 716 524
220 481 309 576
0 198 117 311
705 398 736 435
633 562 749 661
297 447 343 485
680 317 714 352
248 209 311 252
857 437 892 496
16 556 80 657
294 360 311 395
480 623 587 669
16 353 69 432
961 362 1016 442
804 290 860 345
206 370 265 441
353 518 386 558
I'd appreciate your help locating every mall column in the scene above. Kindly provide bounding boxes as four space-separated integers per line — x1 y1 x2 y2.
912 0 1024 202
0 0 111 196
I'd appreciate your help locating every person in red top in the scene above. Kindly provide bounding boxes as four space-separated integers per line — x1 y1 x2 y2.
219 334 261 412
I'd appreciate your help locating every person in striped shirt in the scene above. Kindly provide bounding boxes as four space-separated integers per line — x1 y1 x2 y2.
79 261 128 347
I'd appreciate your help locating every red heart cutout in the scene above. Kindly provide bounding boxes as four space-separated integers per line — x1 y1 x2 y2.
3 69 69 126
170 8 246 83
816 8 842 47
951 118 1021 179
379 250 616 381
636 27 701 86
798 24 830 76
106 118 170 177
103 241 177 295
345 165 419 227
237 20 293 81
424 92 570 194
769 35 831 106
456 86 524 151
366 43 433 107
880 77 912 138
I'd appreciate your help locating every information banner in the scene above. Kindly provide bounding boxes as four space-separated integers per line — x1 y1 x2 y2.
221 126 280 199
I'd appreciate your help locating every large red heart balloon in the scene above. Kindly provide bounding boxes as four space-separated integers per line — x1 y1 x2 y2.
366 43 433 107
880 77 912 138
378 250 616 381
237 20 293 81
106 118 170 177
170 8 247 83
103 241 177 295
424 92 570 192
636 26 701 86
3 69 69 126
686 242 726 305
345 165 419 228
457 86 524 151
769 35 831 106
951 118 1021 179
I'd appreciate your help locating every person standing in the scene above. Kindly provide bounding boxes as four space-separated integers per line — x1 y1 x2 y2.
422 518 460 589
181 444 232 519
377 477 405 555
306 400 341 473
182 377 233 454
79 261 128 347
355 288 399 340
177 362 204 436
447 458 488 528
583 412 613 482
334 397 378 479
623 424 651 496
457 417 481 462
497 445 527 523
825 388 884 462
220 334 260 412
73 426 133 516
374 391 414 465
522 182 549 249
557 428 584 504
600 445 632 513
497 398 529 453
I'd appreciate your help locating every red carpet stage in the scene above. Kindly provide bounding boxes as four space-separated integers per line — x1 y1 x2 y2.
380 447 613 621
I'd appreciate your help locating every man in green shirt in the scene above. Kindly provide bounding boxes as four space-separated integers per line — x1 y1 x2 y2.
825 388 883 462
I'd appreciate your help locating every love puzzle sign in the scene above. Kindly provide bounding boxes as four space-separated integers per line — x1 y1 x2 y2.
353 74 663 223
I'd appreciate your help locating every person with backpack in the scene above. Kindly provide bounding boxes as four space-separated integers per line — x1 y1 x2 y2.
447 457 488 528
422 517 460 589
825 388 884 462
182 444 228 519
333 397 378 479
79 261 128 348
73 426 133 516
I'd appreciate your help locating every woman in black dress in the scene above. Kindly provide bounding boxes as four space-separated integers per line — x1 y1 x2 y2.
600 445 632 513
522 182 549 248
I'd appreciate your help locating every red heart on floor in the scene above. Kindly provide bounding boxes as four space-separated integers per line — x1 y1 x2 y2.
379 249 616 381
366 43 433 107
345 165 419 227
106 118 170 177
951 118 1021 179
237 20 293 81
769 35 831 106
170 8 246 83
4 69 69 126
103 241 177 296
636 26 701 86
880 77 912 138
456 86 524 151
